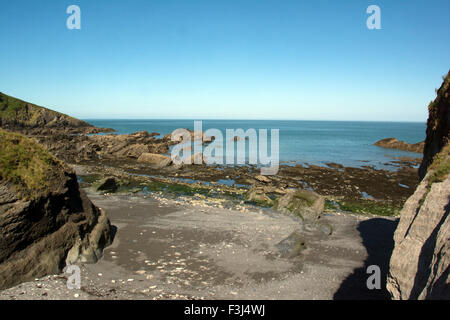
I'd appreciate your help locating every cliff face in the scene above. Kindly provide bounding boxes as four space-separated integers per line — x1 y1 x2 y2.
387 72 450 300
419 71 450 179
0 129 114 290
0 92 112 134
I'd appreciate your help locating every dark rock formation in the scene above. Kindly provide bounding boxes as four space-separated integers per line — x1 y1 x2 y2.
96 177 119 193
374 138 424 153
387 72 450 300
0 130 114 290
419 71 450 179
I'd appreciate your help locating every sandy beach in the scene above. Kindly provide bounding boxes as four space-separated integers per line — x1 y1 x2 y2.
0 189 397 300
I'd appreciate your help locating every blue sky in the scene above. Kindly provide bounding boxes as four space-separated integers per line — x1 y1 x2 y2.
0 0 449 121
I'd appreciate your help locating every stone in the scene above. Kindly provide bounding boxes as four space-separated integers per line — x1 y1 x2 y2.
96 177 118 193
137 153 172 169
275 188 324 221
255 175 271 183
244 186 274 206
275 231 307 258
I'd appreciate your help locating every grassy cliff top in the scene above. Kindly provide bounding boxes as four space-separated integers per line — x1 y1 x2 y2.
0 92 90 128
428 144 450 185
0 129 68 199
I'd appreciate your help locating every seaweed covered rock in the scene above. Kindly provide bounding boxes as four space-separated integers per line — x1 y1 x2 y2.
244 186 274 207
96 177 119 193
275 188 324 221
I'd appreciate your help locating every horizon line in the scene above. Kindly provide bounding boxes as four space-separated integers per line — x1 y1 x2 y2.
81 118 426 124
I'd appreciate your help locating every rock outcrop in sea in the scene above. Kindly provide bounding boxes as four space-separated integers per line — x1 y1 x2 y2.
387 71 449 300
0 129 114 290
374 138 424 153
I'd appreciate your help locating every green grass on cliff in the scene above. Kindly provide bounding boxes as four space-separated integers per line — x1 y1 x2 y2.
0 92 40 122
0 129 64 199
0 92 84 126
428 144 450 185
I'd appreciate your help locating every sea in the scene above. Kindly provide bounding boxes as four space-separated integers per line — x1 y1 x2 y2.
86 120 425 171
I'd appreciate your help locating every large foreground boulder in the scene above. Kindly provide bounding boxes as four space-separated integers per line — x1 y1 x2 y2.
0 129 114 290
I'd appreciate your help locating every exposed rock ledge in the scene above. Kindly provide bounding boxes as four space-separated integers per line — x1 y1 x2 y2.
374 138 424 153
0 130 114 290
386 170 449 299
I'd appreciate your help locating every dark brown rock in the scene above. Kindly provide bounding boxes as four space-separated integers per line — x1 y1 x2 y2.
419 71 450 179
0 131 114 290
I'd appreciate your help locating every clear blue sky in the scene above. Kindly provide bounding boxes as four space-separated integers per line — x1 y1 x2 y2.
1 0 449 121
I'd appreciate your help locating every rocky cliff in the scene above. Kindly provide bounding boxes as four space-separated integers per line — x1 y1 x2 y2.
0 92 112 134
0 129 114 290
419 71 450 179
387 72 449 300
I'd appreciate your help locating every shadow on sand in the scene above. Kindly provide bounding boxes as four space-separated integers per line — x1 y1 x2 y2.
333 217 399 300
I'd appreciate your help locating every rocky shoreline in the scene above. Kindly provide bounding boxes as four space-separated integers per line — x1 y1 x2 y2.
1 80 448 300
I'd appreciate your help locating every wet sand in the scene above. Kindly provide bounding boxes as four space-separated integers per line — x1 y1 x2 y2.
0 191 396 300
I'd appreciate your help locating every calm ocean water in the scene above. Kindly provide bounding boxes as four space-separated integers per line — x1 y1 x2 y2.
86 120 425 170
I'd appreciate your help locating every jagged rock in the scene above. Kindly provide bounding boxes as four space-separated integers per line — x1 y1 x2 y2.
374 138 424 153
0 130 114 290
96 177 118 193
275 188 324 221
419 71 450 179
137 153 172 169
387 172 449 299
